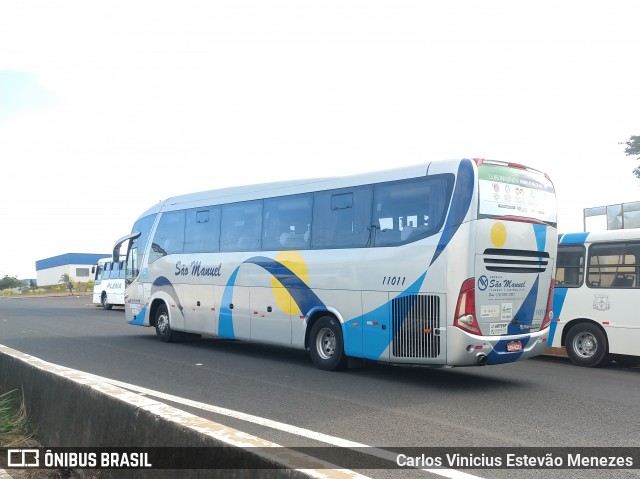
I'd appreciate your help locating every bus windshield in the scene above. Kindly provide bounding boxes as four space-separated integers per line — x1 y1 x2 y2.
477 161 556 225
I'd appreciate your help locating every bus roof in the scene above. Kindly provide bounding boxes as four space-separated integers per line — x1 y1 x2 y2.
135 161 445 218
96 256 126 264
559 228 640 245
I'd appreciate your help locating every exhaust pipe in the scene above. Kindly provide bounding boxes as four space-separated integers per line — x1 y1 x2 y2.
476 354 488 366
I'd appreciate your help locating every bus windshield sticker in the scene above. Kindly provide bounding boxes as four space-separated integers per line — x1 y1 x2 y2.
478 164 556 223
490 323 508 335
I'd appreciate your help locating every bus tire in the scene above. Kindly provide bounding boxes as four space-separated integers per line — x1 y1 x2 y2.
155 303 174 343
565 323 610 367
101 293 113 310
309 316 347 371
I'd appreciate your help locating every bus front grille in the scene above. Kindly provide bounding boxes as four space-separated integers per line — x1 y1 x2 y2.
391 295 441 359
483 248 549 273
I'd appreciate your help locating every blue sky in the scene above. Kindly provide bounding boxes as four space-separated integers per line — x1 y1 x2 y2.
1 0 639 278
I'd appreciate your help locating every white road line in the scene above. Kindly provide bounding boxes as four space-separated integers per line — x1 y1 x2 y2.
102 376 487 479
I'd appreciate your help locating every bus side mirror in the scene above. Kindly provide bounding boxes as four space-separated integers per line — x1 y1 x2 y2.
91 266 95 274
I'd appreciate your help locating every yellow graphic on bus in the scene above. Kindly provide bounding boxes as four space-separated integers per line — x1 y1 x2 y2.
490 222 507 247
272 250 309 315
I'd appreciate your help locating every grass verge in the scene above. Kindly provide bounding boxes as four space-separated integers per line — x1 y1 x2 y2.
0 389 98 478
0 389 36 447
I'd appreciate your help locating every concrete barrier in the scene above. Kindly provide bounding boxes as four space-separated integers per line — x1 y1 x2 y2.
0 345 366 479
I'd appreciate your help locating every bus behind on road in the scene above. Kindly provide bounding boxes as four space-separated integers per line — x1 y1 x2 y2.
113 158 557 370
92 257 125 310
551 228 640 367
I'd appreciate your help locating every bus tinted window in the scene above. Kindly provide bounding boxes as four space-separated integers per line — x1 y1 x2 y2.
109 261 120 279
373 175 452 246
587 241 640 288
477 162 556 225
150 210 186 262
221 201 263 252
311 186 373 249
555 245 585 287
101 262 111 280
262 194 312 251
185 207 221 253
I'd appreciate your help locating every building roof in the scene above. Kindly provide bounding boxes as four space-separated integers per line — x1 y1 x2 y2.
35 253 110 271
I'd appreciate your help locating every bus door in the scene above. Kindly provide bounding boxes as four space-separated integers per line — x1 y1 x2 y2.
250 287 292 347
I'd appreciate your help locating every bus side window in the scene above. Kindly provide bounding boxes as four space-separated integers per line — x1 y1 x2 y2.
102 262 111 280
586 241 640 288
220 201 262 252
376 217 401 245
311 187 373 249
110 262 120 280
150 210 185 263
262 194 312 251
185 207 221 253
372 175 452 247
556 245 585 287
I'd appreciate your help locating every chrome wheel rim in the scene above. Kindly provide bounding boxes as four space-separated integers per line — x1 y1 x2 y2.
157 312 169 335
315 327 336 360
572 332 597 359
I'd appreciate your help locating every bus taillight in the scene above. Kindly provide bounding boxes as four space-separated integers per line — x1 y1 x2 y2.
539 279 555 331
454 278 482 335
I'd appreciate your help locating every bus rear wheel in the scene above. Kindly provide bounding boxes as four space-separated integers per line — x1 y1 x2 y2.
101 293 113 310
309 316 347 371
155 303 174 343
565 323 610 367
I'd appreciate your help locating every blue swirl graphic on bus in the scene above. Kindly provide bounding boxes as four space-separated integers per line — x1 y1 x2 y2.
506 276 539 335
218 256 326 339
431 159 474 266
533 223 547 258
548 287 569 345
218 268 240 338
128 305 147 325
486 277 540 364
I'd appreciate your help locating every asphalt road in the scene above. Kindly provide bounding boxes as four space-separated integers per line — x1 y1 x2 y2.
1 296 639 479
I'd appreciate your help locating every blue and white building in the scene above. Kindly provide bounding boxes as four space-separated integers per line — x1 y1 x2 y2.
35 253 109 286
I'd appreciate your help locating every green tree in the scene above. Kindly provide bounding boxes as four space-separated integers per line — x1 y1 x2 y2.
59 273 71 284
0 275 23 291
624 135 640 178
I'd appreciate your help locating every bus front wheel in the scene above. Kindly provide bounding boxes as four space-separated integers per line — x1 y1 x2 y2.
101 293 113 310
155 303 173 343
309 316 347 371
565 323 610 367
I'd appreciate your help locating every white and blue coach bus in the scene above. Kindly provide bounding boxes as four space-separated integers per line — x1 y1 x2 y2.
550 229 640 367
113 159 557 370
92 257 125 310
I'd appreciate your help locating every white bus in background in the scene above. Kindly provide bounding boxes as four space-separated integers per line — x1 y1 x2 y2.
92 257 125 310
551 228 640 367
112 158 557 370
